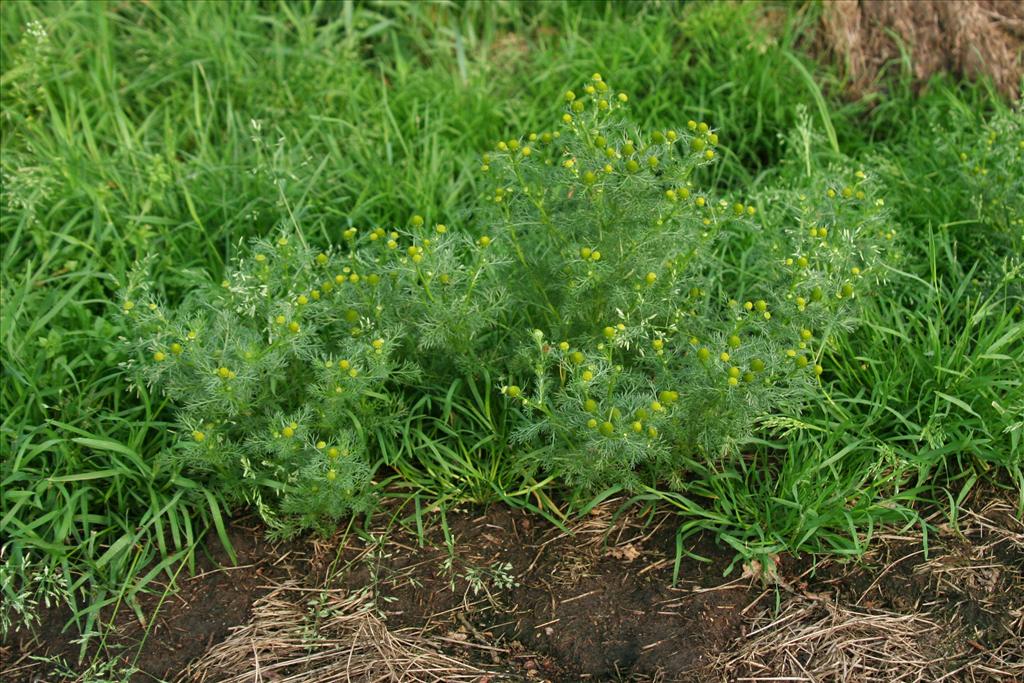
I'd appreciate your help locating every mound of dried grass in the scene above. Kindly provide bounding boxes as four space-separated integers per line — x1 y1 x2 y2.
715 596 1024 682
182 582 503 683
817 0 1024 100
712 500 1024 682
720 599 953 682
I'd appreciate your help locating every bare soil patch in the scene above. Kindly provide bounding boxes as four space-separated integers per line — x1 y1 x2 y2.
319 503 758 681
3 498 1021 682
1 520 298 681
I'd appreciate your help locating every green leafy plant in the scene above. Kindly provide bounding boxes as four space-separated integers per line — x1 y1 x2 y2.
954 107 1024 239
481 76 892 492
120 75 893 533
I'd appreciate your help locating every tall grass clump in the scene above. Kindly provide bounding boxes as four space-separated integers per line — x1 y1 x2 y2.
808 96 1024 510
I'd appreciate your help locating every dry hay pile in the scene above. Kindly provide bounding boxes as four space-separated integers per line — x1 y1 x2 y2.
182 581 505 683
714 597 1022 682
712 500 1024 682
818 0 1024 99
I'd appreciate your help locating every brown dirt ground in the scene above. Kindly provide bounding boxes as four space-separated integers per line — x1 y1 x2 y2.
325 503 758 681
1 520 299 682
2 498 1022 682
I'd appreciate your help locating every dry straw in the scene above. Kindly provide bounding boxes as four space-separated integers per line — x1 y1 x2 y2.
818 0 1024 100
712 500 1024 682
183 582 503 683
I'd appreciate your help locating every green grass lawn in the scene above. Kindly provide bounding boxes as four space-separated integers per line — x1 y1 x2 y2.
2 0 1021 653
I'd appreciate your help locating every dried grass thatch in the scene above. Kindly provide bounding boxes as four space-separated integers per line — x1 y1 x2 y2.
718 599 952 682
182 581 505 683
714 596 1024 682
711 500 1024 682
817 0 1024 100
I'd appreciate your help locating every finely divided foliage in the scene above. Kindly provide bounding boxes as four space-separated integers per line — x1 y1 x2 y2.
120 75 893 531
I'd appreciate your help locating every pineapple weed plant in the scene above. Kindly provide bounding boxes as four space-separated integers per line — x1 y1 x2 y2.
120 75 894 542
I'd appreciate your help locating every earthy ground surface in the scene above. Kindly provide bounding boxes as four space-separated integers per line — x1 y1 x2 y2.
3 497 1022 682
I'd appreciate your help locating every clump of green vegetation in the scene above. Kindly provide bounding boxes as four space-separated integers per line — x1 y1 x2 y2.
948 107 1024 272
811 101 1024 505
117 215 504 533
120 75 893 531
4 0 1021 654
484 78 892 492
